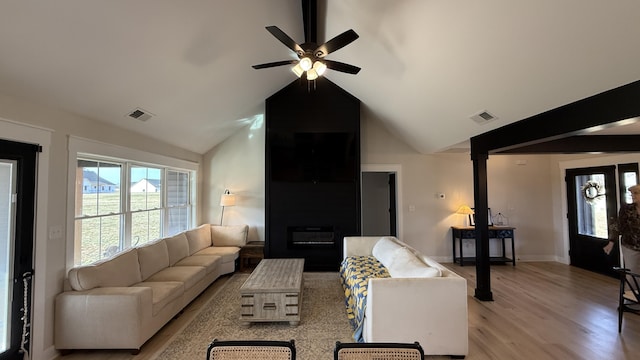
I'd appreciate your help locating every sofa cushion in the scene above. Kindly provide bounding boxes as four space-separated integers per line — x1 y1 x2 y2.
211 225 248 247
371 237 403 267
68 248 142 291
185 224 212 255
137 239 170 280
145 266 206 290
193 246 240 263
133 281 184 316
174 255 221 274
165 232 190 266
387 247 442 278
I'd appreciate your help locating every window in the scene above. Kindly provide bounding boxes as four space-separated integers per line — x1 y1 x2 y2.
166 170 191 236
618 163 639 205
74 158 194 265
75 159 122 264
130 165 162 247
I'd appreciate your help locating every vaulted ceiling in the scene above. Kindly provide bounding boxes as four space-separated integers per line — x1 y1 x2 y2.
2 0 640 155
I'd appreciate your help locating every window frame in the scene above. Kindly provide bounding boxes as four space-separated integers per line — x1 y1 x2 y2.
67 136 198 269
618 162 639 206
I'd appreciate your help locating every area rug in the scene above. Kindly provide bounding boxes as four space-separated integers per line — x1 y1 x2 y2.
156 272 354 360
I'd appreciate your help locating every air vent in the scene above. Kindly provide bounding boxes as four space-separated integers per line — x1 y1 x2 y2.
127 108 154 122
470 110 498 124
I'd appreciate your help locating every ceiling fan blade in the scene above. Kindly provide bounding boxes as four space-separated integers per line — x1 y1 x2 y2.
252 60 298 69
265 26 304 55
324 60 361 74
314 29 359 57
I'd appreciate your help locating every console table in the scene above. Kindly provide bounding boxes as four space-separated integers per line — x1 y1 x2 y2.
451 226 516 266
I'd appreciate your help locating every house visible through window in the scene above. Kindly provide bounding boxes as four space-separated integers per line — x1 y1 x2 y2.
75 160 122 264
74 158 194 265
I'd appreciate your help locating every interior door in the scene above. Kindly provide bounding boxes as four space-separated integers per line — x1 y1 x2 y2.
388 173 397 237
361 171 397 237
0 139 38 360
566 166 619 276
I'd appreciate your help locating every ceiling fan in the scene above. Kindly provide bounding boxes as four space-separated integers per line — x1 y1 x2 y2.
252 0 361 80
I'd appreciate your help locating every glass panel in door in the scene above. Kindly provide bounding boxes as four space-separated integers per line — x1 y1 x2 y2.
0 160 16 353
0 139 37 359
618 163 639 205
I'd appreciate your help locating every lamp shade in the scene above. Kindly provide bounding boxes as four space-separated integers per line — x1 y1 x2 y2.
291 63 304 77
313 60 327 76
220 190 236 207
306 68 318 80
299 57 313 71
455 205 474 215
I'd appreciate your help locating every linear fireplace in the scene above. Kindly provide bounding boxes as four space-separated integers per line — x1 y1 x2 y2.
288 226 335 247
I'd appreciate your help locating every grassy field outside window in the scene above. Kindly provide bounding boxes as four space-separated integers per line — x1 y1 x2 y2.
78 192 161 264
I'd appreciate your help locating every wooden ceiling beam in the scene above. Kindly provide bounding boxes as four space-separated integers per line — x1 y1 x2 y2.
494 135 640 154
471 79 640 156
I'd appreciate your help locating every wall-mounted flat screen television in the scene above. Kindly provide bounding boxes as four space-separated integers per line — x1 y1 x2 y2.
269 131 357 183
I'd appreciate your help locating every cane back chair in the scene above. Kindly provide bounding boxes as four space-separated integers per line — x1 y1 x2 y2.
614 267 640 333
334 341 424 360
207 339 296 360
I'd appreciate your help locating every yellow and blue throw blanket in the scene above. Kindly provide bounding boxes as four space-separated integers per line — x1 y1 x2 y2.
339 256 390 342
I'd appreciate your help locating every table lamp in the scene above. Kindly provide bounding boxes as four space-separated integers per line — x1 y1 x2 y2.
456 205 474 226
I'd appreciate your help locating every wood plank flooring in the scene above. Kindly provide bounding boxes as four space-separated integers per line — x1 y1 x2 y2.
54 262 639 360
447 262 639 360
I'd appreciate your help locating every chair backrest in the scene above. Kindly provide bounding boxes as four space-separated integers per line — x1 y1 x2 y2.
334 341 424 360
615 267 640 301
614 267 640 333
207 339 296 360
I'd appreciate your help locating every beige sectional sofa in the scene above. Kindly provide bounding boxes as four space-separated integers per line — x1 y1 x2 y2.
54 224 248 353
342 236 468 358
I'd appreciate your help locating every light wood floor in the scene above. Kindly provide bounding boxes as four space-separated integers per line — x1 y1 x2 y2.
55 262 640 360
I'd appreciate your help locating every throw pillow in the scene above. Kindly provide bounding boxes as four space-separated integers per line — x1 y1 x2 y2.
387 247 442 278
371 237 403 268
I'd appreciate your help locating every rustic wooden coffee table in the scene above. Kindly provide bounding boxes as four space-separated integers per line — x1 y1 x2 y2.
239 258 304 326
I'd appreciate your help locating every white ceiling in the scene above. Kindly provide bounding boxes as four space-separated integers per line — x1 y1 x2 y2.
2 0 640 155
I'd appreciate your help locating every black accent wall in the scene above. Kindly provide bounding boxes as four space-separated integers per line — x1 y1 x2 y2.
265 77 361 271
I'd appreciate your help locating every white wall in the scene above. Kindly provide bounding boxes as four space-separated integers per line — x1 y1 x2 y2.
485 155 557 261
202 115 265 242
361 110 557 261
0 92 202 360
202 107 559 264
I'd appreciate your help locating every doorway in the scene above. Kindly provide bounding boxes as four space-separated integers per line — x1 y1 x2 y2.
0 139 38 359
566 166 619 276
361 171 397 236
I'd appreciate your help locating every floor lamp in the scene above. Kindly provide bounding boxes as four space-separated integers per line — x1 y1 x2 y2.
219 189 236 225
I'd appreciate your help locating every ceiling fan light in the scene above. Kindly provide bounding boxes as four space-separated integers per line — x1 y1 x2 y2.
292 63 304 77
300 57 312 71
306 68 319 80
313 61 327 76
